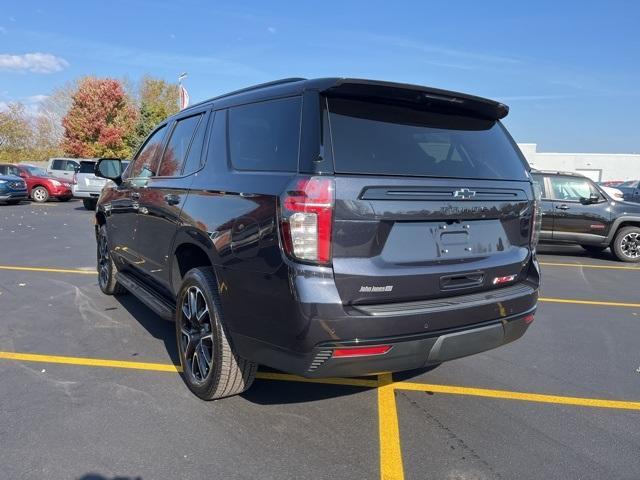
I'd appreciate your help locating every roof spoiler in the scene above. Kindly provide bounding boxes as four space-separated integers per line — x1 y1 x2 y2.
321 78 509 120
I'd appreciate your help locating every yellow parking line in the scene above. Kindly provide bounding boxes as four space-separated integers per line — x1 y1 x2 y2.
256 371 378 388
0 351 181 372
378 374 405 480
394 381 640 411
539 297 640 308
540 262 640 271
0 265 97 275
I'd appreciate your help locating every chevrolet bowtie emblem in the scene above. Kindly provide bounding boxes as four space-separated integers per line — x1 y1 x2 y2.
453 188 477 199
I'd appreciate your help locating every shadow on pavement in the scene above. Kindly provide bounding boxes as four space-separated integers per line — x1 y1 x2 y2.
114 294 180 366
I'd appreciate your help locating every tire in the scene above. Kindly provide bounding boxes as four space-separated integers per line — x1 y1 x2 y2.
6 199 21 205
97 224 127 295
31 186 49 203
580 244 607 254
59 197 71 202
612 226 640 263
176 267 257 400
83 198 97 210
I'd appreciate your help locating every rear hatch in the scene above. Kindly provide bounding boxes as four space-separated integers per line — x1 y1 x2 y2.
77 161 106 190
323 88 535 306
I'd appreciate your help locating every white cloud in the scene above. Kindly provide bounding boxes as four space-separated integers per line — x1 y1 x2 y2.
267 26 276 34
0 53 69 73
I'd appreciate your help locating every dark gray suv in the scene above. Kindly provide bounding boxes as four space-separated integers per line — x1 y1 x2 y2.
94 78 541 400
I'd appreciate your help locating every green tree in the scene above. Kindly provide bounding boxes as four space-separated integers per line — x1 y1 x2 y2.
130 76 180 151
0 103 32 163
62 77 138 158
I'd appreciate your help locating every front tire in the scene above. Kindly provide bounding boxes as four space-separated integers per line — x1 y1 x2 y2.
97 224 127 294
580 244 606 254
31 186 49 203
83 198 97 210
612 226 640 263
176 268 257 400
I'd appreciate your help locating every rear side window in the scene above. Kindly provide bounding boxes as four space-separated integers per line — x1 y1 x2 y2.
79 162 95 174
158 114 202 177
228 97 301 172
326 97 528 180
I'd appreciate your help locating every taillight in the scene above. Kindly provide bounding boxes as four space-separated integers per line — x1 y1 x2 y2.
72 173 77 185
530 181 542 248
280 177 334 265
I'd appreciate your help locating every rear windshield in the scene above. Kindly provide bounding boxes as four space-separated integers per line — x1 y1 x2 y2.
79 161 96 174
326 97 528 180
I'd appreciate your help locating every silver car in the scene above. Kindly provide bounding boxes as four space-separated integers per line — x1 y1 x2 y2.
73 160 129 210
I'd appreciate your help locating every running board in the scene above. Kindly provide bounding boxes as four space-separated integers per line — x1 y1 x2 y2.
116 272 175 321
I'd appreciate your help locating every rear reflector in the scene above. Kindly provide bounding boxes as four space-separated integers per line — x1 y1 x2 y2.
492 274 517 285
332 345 392 358
523 314 535 324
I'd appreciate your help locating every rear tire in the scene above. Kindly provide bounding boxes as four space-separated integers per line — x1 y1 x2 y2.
612 226 640 263
83 198 97 210
59 197 71 202
31 186 49 203
6 199 21 205
176 267 257 400
97 224 127 295
580 244 606 254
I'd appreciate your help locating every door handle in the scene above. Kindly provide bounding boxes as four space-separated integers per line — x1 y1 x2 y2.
555 204 570 210
164 194 180 206
131 191 140 199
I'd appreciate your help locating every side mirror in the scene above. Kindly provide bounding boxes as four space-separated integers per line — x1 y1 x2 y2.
580 194 600 205
95 158 123 185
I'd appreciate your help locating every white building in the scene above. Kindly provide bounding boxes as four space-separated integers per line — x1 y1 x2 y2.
517 143 640 182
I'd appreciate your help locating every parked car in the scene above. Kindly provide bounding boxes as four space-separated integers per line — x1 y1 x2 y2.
599 180 624 187
73 159 129 210
0 174 28 204
600 185 624 201
531 170 640 261
94 77 540 400
0 164 73 203
615 180 640 203
46 158 81 181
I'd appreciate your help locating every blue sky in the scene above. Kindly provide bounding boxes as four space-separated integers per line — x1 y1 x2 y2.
1 0 638 153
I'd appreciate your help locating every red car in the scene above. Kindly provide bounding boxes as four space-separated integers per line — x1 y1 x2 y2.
0 164 73 203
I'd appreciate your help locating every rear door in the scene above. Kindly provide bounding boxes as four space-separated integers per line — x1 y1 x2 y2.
135 110 209 291
324 95 535 305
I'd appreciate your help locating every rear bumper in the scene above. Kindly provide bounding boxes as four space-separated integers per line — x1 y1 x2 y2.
235 308 535 378
72 189 100 199
231 257 540 378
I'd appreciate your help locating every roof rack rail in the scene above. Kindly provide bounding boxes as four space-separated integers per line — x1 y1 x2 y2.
186 77 307 110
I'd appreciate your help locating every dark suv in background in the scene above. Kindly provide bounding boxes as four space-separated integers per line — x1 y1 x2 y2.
94 78 541 400
532 170 640 261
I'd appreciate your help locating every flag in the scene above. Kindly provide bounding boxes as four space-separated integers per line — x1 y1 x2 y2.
180 84 190 110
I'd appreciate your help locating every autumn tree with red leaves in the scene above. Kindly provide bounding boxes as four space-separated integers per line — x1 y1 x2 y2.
62 77 138 158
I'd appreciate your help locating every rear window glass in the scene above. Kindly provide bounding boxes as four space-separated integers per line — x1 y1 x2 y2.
79 162 96 174
326 97 528 180
228 97 301 172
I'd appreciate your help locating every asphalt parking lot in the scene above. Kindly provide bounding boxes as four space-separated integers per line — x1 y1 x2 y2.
1 200 639 480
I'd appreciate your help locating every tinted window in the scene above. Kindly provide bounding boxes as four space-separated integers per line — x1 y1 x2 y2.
0 166 6 174
183 114 208 175
327 97 527 180
79 161 96 174
52 159 63 170
127 126 167 180
228 97 301 172
550 176 601 202
158 115 202 177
